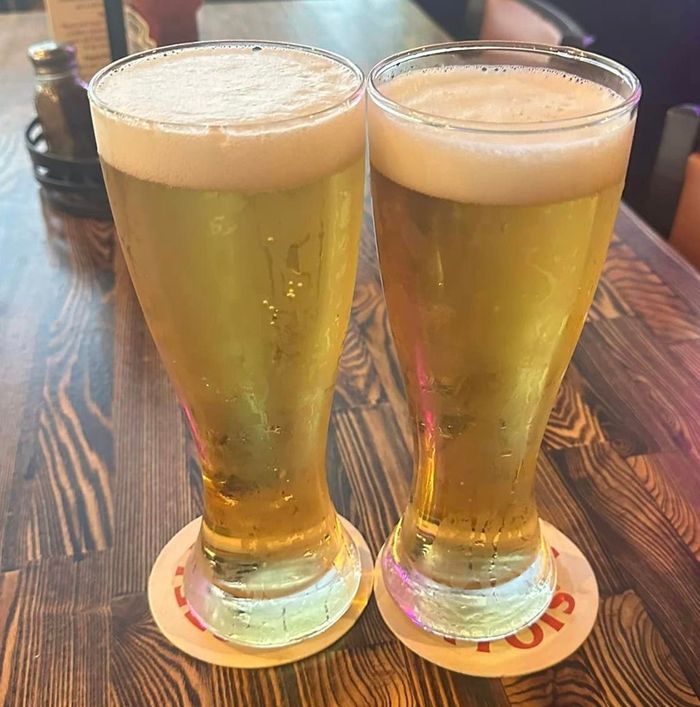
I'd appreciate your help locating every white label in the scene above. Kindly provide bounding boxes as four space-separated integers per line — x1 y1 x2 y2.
45 0 112 81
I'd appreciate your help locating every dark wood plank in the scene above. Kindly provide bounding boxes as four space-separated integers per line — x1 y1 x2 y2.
536 453 627 598
582 591 700 707
334 318 388 410
111 253 196 596
398 645 512 707
332 405 410 554
111 592 211 707
351 277 411 447
627 453 700 560
290 642 417 707
616 204 700 317
600 238 700 344
198 0 448 73
2 213 114 569
574 316 700 459
550 443 700 695
3 554 111 707
542 365 607 451
210 661 293 707
501 654 609 707
589 239 635 322
671 338 700 382
0 570 21 701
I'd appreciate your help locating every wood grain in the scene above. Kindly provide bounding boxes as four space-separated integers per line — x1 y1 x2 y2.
111 251 196 597
1 4 699 706
111 592 210 707
627 453 700 560
4 554 111 707
551 443 700 695
542 365 607 451
601 239 700 344
502 655 609 706
583 591 699 707
335 318 388 410
535 453 627 598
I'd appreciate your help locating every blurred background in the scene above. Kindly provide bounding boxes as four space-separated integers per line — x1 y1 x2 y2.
416 0 700 244
5 0 700 256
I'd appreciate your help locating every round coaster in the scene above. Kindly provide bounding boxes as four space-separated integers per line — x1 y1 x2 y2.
148 516 373 668
373 521 598 677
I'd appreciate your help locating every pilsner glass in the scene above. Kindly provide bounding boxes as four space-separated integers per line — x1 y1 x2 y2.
89 41 366 647
368 42 640 640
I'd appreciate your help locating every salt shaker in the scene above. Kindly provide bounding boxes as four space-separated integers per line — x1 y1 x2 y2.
28 41 97 159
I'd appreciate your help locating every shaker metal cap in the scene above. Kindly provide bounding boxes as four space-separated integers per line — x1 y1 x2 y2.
28 41 77 73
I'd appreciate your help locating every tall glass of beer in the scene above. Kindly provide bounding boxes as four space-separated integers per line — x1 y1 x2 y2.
89 42 367 647
368 43 640 640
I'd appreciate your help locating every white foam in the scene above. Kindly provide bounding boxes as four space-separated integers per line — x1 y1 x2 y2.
90 44 365 191
368 66 635 205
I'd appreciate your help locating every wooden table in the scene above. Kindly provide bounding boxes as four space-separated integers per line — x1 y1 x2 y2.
1 3 699 706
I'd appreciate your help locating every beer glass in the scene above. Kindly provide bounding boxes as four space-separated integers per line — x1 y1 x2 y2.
89 41 366 647
368 43 640 640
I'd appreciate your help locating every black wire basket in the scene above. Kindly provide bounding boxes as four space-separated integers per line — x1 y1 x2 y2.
25 117 111 220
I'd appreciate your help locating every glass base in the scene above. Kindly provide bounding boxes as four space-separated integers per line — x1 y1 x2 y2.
183 522 362 648
380 524 557 642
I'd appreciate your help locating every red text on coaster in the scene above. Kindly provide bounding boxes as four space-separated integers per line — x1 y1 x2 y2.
148 516 373 668
373 521 599 677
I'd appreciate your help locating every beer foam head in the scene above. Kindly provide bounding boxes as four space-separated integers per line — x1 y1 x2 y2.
90 43 365 191
368 65 637 205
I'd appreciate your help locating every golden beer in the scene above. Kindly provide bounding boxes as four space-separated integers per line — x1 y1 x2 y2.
90 42 366 646
369 45 639 640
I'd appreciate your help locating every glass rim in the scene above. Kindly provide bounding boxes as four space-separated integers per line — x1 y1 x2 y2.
368 41 642 135
88 39 366 132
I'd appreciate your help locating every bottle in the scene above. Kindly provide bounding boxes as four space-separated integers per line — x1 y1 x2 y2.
44 0 115 81
28 42 97 159
125 0 203 54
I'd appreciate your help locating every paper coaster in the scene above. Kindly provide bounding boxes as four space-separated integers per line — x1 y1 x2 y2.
374 521 598 677
148 516 373 668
